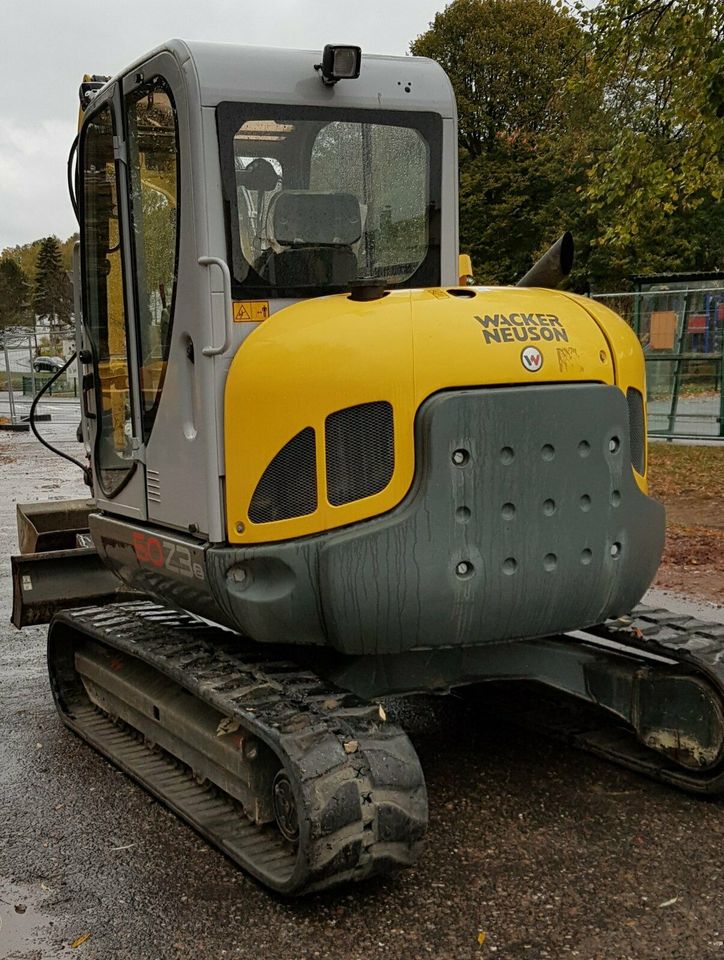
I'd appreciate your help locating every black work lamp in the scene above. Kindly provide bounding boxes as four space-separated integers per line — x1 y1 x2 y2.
315 45 362 85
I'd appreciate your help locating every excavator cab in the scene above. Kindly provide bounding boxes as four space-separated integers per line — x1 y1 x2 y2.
66 44 458 543
11 41 724 897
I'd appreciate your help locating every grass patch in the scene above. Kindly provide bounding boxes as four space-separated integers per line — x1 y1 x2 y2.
648 443 724 502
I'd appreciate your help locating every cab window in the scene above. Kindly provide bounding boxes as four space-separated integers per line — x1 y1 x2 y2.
217 104 442 298
125 78 179 439
81 101 134 497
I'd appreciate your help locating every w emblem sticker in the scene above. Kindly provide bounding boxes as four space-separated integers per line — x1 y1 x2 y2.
521 346 543 372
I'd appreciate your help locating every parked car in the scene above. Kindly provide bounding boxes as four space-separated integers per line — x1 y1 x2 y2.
33 356 66 374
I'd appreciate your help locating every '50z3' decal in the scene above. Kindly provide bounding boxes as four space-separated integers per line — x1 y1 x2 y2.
132 532 205 581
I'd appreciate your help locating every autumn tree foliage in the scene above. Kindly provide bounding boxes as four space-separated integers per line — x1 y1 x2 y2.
577 0 724 271
412 0 723 289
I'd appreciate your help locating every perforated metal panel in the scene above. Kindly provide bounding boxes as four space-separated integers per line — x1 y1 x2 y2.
627 388 645 475
325 402 394 506
248 428 317 523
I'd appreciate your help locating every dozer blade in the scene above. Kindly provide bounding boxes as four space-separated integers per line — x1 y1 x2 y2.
12 499 139 628
47 601 427 896
11 548 137 628
16 498 96 554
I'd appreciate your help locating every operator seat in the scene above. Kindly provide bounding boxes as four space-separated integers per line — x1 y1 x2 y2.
258 191 361 287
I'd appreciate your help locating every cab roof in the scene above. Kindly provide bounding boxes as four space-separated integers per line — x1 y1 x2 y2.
108 38 456 118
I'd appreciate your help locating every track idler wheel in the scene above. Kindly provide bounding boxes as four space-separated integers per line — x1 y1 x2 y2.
272 770 299 843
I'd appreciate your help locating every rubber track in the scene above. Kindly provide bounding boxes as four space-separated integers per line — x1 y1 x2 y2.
49 601 427 895
579 604 724 793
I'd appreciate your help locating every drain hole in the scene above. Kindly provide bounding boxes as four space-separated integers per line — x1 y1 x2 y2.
609 436 620 454
543 499 556 516
456 560 474 579
502 502 516 520
541 444 555 461
610 542 622 558
500 446 515 464
452 448 469 466
543 553 557 571
581 549 593 565
580 494 592 511
502 557 518 575
578 440 591 457
456 506 471 523
611 489 621 507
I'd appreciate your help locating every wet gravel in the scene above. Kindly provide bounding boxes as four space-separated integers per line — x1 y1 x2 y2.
1 432 723 960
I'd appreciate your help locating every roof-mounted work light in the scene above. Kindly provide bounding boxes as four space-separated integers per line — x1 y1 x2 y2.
315 45 362 85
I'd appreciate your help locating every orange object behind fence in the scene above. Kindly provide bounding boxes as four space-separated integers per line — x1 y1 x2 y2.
649 311 677 350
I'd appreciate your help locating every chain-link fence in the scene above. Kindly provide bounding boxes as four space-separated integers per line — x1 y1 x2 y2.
592 285 724 439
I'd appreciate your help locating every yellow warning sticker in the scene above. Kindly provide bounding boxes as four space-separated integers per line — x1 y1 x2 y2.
233 301 270 322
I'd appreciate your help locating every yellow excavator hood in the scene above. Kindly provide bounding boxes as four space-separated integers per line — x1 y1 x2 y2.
224 287 647 544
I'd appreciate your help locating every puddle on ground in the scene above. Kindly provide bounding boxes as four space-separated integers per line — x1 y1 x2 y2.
0 880 73 959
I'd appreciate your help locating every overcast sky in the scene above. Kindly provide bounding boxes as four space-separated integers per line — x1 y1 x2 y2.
0 0 443 253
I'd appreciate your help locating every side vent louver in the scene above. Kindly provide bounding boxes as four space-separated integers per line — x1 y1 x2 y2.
147 468 161 503
626 387 646 475
325 401 394 506
248 427 317 523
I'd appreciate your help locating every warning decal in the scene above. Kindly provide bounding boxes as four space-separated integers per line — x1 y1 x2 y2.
233 301 270 322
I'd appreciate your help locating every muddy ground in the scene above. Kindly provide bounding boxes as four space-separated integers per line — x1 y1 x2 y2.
1 427 723 960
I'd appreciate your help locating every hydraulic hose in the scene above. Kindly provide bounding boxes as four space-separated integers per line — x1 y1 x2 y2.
28 351 91 484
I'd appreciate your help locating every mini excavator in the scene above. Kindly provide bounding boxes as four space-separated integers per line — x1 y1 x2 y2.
11 41 724 895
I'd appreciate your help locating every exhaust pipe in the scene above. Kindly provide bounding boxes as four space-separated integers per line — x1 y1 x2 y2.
516 232 574 289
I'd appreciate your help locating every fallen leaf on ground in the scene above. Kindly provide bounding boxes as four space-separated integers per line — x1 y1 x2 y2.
71 933 92 948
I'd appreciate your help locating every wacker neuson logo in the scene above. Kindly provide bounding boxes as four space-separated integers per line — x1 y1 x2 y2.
474 312 569 344
520 345 544 372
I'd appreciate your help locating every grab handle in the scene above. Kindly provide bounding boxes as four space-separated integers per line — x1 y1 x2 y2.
199 256 233 357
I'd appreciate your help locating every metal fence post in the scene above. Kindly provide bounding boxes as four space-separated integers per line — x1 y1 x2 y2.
28 337 36 397
3 341 17 425
667 290 690 435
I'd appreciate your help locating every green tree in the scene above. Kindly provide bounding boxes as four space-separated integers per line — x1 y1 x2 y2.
32 236 73 346
412 0 593 286
413 0 585 157
0 257 30 344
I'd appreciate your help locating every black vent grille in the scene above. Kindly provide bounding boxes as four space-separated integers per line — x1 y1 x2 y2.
325 401 394 506
248 427 317 523
626 387 646 474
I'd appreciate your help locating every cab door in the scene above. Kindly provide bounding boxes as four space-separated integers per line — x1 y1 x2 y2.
79 84 147 519
121 53 218 541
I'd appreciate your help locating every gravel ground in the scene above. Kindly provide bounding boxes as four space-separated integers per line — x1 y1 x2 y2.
1 427 724 960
